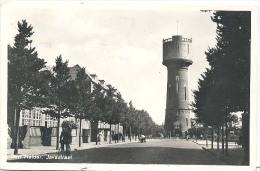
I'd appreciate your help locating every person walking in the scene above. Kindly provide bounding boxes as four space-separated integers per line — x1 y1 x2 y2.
60 127 72 156
97 131 102 145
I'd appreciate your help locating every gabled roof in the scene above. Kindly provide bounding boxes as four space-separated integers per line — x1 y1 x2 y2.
69 64 81 80
69 65 109 90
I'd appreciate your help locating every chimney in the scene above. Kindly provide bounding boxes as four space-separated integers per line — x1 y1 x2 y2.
99 80 105 84
90 74 97 79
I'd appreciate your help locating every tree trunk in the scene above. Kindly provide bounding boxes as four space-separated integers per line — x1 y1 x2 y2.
205 127 208 147
211 127 214 149
221 125 224 154
118 123 120 142
129 126 132 142
56 110 60 150
96 121 98 145
124 125 126 142
217 126 220 152
109 124 112 144
14 108 21 154
114 124 116 144
79 118 82 147
225 121 229 155
195 128 197 142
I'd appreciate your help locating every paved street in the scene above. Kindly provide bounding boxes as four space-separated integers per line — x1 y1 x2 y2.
8 139 229 165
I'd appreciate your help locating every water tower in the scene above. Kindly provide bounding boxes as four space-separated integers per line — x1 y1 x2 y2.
162 35 193 138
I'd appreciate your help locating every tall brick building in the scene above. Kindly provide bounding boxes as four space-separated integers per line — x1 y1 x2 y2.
162 35 193 138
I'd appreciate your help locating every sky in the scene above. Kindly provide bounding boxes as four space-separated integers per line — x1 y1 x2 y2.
4 2 218 125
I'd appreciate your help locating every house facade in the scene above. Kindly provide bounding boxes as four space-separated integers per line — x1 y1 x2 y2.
8 65 123 148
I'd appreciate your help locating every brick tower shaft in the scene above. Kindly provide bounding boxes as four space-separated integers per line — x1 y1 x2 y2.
162 35 193 138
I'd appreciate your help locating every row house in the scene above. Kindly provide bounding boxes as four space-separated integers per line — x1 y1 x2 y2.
8 65 123 148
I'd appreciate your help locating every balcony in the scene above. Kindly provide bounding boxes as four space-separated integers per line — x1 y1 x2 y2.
163 37 192 43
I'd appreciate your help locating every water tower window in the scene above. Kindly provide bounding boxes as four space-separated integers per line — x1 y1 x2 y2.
184 85 187 100
176 76 179 93
187 44 189 54
177 44 179 53
186 118 188 126
168 84 173 99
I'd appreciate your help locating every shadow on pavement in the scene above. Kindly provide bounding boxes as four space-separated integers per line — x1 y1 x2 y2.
8 146 242 165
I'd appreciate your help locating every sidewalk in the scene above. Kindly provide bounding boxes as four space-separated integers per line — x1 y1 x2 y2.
193 139 241 148
192 139 246 165
7 140 136 161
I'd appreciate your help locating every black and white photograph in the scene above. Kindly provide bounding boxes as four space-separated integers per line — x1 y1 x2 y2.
0 1 258 171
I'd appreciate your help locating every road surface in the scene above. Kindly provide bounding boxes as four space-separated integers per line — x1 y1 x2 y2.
8 139 228 165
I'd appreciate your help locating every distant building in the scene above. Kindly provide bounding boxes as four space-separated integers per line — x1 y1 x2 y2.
69 65 123 143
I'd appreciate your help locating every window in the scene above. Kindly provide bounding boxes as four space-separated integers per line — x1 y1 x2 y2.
30 109 42 126
168 84 173 99
176 76 179 81
167 86 170 99
184 85 187 100
187 44 189 54
176 76 179 93
186 118 188 126
45 114 57 127
21 110 31 126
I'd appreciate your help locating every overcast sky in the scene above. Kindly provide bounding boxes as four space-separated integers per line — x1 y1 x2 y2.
5 2 218 125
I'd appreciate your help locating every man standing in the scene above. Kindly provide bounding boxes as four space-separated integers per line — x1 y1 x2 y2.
60 127 72 155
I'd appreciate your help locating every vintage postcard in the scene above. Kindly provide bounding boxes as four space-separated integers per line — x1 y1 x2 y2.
0 1 258 171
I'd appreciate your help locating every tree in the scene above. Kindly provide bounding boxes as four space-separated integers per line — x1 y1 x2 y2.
102 85 118 143
44 55 76 150
207 11 250 114
120 99 132 142
192 68 225 127
88 83 107 145
210 11 250 160
89 84 106 121
113 95 128 142
8 20 46 154
72 67 92 147
127 101 135 140
193 11 250 161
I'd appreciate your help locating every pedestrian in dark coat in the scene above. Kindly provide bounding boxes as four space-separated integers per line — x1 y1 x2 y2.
60 127 72 155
